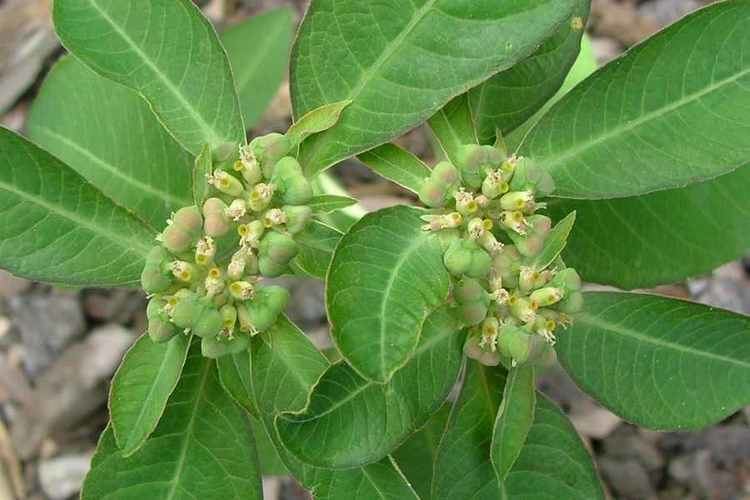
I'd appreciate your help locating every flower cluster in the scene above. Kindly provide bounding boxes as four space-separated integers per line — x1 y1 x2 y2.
140 133 313 358
419 144 583 367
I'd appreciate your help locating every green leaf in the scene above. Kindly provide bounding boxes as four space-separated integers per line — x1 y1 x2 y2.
557 292 750 430
193 144 212 207
470 0 590 144
246 317 417 498
249 415 289 476
392 405 451 499
428 94 479 164
292 0 577 174
308 194 358 214
311 173 367 232
0 127 154 286
549 166 750 289
53 0 244 155
328 205 451 382
288 100 352 147
432 363 603 499
293 220 343 280
252 315 329 415
222 7 294 129
530 211 576 269
26 56 193 230
490 365 536 482
217 349 256 415
276 307 463 468
358 143 432 194
521 1 750 199
110 334 191 456
82 347 263 500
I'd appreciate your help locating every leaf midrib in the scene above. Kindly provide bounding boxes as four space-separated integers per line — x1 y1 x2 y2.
577 312 750 369
86 0 224 146
537 66 750 170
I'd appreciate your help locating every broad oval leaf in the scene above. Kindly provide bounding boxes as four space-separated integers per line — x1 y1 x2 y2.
0 128 154 286
433 363 603 499
252 315 329 415
358 144 431 194
550 166 750 289
490 365 536 482
82 348 263 500
470 0 590 144
293 220 343 280
53 0 244 155
276 307 463 468
557 292 750 430
327 205 450 382
222 7 293 129
110 334 191 456
27 56 193 230
217 349 256 415
292 0 576 174
521 1 750 199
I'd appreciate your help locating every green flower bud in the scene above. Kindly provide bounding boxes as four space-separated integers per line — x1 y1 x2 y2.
229 280 255 301
432 161 460 185
248 182 275 212
171 292 199 329
498 325 532 365
146 297 177 343
508 215 552 257
263 208 287 228
248 133 292 178
481 169 510 199
239 286 289 334
498 210 530 236
509 157 555 197
499 190 535 214
226 198 248 222
170 260 197 283
556 291 584 314
478 230 504 256
529 287 564 308
202 198 231 237
204 266 225 297
532 315 558 344
460 302 489 326
258 232 298 277
455 144 503 189
234 156 262 186
238 220 265 248
162 206 202 253
227 247 249 280
201 333 250 359
443 240 491 279
194 236 216 266
418 178 450 208
208 170 244 197
271 157 313 205
191 298 223 338
421 212 463 232
283 205 313 234
454 189 479 216
244 252 259 275
220 304 238 332
509 295 536 324
492 246 522 289
141 246 173 294
550 268 582 292
464 333 500 366
454 277 489 305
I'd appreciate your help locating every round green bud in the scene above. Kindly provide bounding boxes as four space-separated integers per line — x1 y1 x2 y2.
529 287 564 308
455 145 503 189
497 325 531 364
250 133 292 178
234 158 262 186
454 277 488 305
499 190 535 213
192 299 223 338
202 198 231 237
464 334 500 366
141 246 173 294
444 240 473 277
509 295 536 324
550 268 582 292
466 247 492 279
163 206 202 253
220 304 237 332
240 286 289 333
210 170 245 197
171 292 199 329
283 205 312 234
147 317 178 343
556 291 584 314
460 302 489 326
418 178 450 208
258 232 299 276
201 333 250 359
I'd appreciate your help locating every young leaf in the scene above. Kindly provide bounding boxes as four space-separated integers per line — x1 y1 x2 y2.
469 0 590 144
392 405 451 499
432 363 603 499
308 194 358 214
217 349 256 415
550 166 750 289
530 211 576 270
358 143 432 194
521 1 750 199
490 365 536 482
292 0 577 174
287 100 352 147
53 0 244 155
82 348 263 500
222 7 294 128
110 334 191 456
557 292 750 430
428 94 479 164
27 56 193 230
0 128 154 286
327 205 451 382
193 144 212 207
252 315 329 415
293 220 343 280
276 307 463 468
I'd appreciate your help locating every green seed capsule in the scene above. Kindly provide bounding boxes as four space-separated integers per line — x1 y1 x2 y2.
454 277 488 305
432 161 459 185
550 268 582 292
460 302 489 326
162 206 202 253
258 232 299 277
146 297 177 343
191 299 224 338
497 325 532 364
444 240 491 279
508 215 552 257
141 246 173 294
283 205 312 234
202 198 231 237
556 291 584 314
481 170 509 199
418 178 450 208
201 333 250 358
509 158 555 197
529 287 564 308
249 133 292 178
464 334 501 366
280 175 313 206
171 292 199 329
239 286 289 334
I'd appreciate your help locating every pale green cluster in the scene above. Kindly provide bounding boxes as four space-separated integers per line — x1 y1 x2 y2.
419 145 584 367
140 133 313 358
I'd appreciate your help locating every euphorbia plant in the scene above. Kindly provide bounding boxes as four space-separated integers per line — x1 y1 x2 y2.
1 0 749 498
